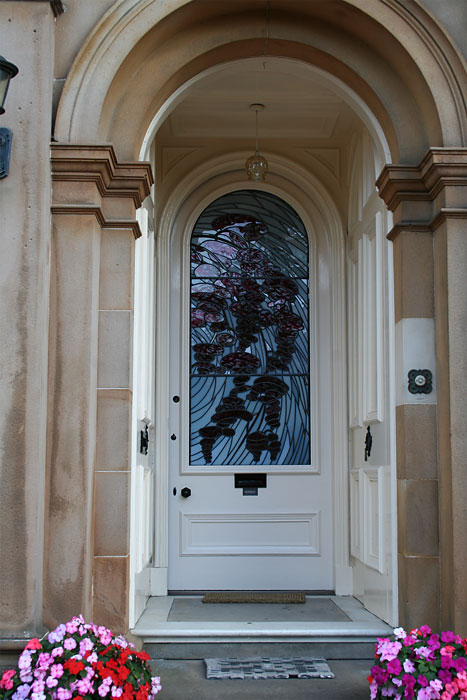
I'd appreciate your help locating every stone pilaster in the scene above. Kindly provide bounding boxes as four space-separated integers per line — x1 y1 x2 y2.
0 1 55 646
46 145 152 632
377 148 467 634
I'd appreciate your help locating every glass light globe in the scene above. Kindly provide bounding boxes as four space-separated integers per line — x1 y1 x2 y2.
245 152 269 181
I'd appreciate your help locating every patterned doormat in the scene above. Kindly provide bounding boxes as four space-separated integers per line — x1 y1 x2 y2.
202 591 306 604
205 657 335 680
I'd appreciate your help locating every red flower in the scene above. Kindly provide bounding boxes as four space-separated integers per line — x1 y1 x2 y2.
118 666 130 681
136 651 151 662
118 649 130 664
367 675 374 684
25 638 42 650
64 659 85 675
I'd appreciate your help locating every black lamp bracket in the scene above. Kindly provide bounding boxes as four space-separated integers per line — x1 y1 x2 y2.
0 128 12 179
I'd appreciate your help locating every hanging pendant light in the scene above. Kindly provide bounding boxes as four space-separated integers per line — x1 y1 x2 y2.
245 103 268 181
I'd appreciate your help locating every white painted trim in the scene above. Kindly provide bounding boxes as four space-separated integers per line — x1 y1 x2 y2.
362 467 384 574
387 238 399 627
150 567 168 596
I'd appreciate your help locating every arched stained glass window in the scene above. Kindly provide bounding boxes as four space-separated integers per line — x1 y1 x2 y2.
190 190 311 466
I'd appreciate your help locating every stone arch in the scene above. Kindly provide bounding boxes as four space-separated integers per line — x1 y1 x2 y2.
55 0 466 163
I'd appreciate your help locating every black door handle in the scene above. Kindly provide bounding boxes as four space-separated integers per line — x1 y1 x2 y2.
181 487 191 498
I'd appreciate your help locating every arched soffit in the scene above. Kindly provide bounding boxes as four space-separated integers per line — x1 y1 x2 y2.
55 0 467 163
157 151 344 255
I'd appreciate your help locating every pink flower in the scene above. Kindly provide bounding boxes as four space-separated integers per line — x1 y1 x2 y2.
65 620 78 634
378 641 402 662
50 663 64 679
31 680 45 693
452 658 467 673
79 637 94 655
63 638 76 650
394 628 407 640
404 660 416 674
19 670 33 683
420 626 432 637
370 681 379 700
48 625 66 644
18 652 32 670
439 670 453 684
46 677 58 688
387 659 402 675
98 683 110 697
415 647 434 661
111 688 123 698
403 636 417 647
441 632 457 644
51 646 64 658
56 688 72 700
37 653 52 669
77 679 93 694
440 646 455 656
0 669 17 690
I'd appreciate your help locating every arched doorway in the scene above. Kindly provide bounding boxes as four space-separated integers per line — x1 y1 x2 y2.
127 52 398 626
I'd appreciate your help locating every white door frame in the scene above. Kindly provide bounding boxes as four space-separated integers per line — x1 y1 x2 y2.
149 153 352 596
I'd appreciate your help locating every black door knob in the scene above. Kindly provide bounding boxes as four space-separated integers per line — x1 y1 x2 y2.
181 487 191 498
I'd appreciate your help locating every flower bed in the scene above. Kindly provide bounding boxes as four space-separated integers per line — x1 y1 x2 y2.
369 626 467 700
0 616 161 700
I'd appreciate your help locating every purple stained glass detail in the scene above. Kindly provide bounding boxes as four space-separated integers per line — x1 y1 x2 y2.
190 190 310 466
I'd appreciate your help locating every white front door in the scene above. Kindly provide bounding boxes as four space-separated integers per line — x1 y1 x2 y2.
167 189 333 591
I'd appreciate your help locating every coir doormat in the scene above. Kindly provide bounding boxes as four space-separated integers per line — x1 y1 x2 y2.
202 591 306 604
205 657 335 680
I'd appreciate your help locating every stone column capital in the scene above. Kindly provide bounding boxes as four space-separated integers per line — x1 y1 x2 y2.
376 148 467 240
51 144 154 238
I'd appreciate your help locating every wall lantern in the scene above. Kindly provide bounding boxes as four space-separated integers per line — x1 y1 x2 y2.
0 55 19 179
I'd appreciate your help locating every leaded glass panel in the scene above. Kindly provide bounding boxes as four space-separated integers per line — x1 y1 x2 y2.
190 190 311 466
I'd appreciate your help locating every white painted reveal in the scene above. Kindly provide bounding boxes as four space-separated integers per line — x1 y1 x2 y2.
395 318 436 406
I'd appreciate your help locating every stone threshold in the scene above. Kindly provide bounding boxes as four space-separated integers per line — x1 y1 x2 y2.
132 595 392 644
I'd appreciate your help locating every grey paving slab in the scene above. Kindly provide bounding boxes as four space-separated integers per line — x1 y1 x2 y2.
149 658 371 699
167 597 351 623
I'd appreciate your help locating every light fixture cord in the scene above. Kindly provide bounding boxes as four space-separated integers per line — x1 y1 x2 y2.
264 0 270 58
255 109 259 154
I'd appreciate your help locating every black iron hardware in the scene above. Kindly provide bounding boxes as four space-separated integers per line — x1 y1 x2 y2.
364 426 372 462
170 433 177 440
234 473 267 488
173 487 177 496
181 487 191 498
173 395 180 403
0 129 13 179
140 425 149 455
408 369 433 394
235 473 267 495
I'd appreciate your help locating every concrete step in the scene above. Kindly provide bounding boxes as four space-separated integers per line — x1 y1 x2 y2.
143 638 378 660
